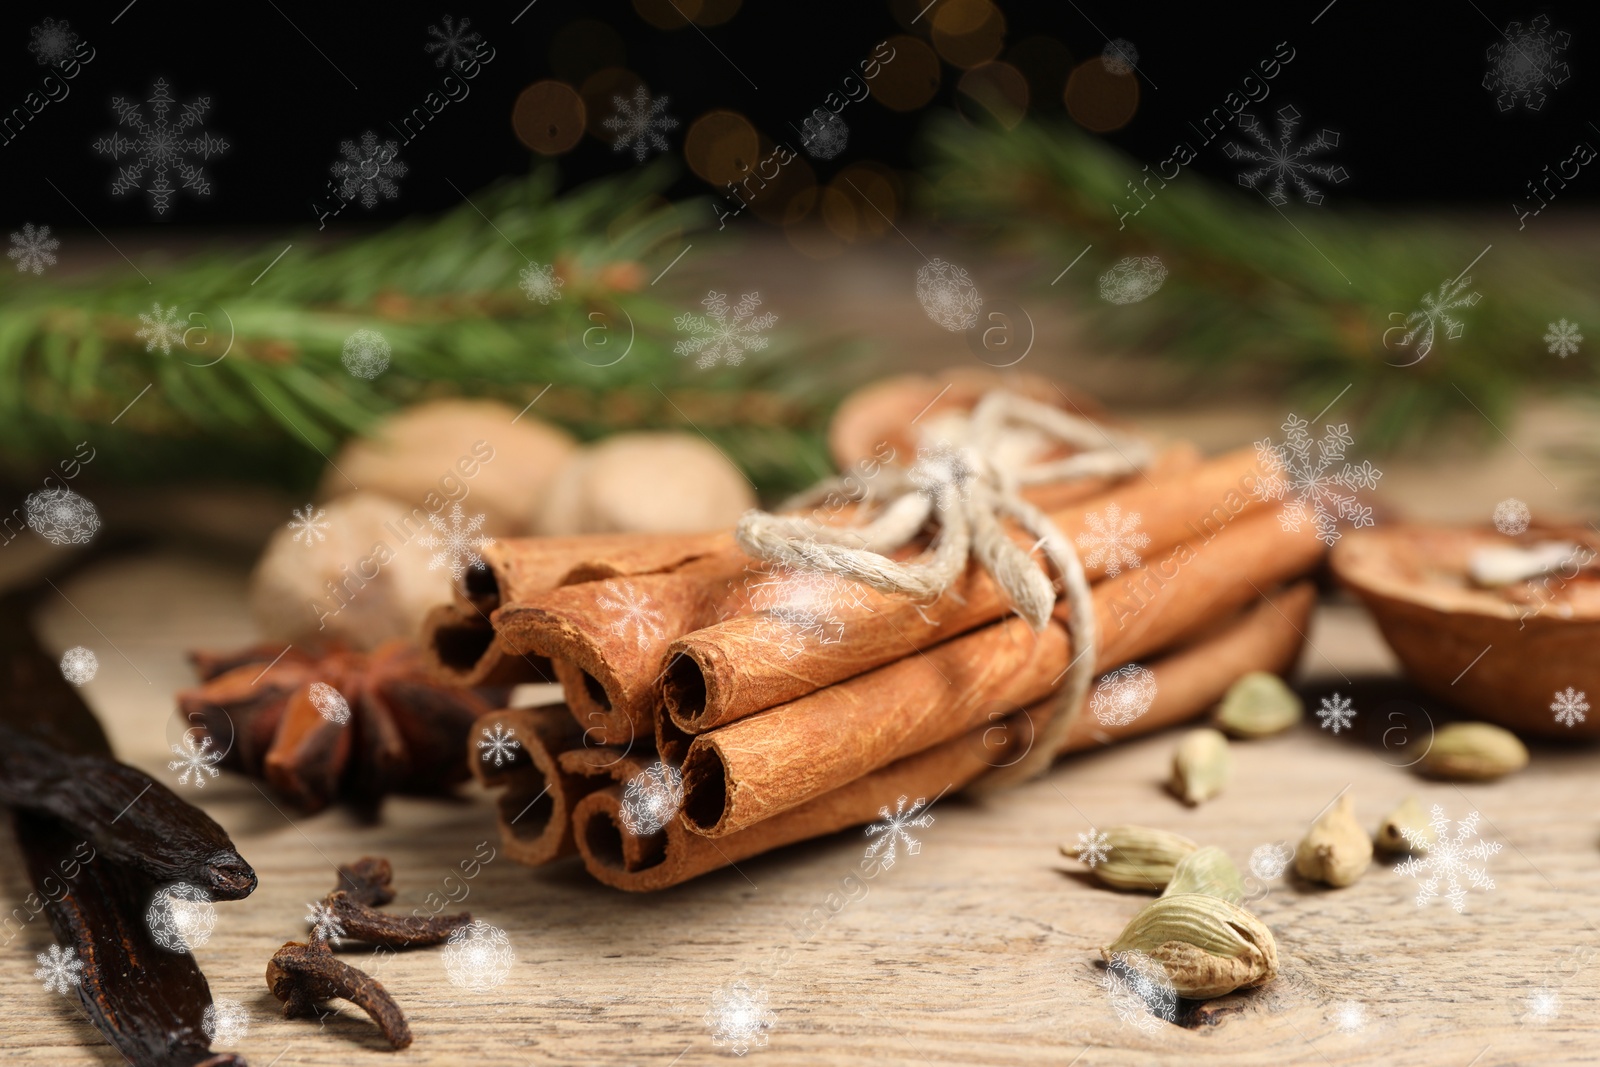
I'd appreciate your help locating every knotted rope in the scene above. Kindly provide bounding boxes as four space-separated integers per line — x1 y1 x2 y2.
735 390 1153 787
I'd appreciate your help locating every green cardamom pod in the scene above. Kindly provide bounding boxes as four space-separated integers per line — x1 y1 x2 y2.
1102 893 1279 998
1161 846 1245 904
1064 825 1198 891
1420 722 1529 781
1376 795 1434 852
1170 728 1231 806
1214 671 1303 739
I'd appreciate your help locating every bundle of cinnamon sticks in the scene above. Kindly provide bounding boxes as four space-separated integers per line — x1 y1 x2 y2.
425 413 1325 891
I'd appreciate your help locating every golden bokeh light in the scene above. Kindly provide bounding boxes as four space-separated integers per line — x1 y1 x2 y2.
869 35 942 111
684 110 761 186
579 67 645 141
1064 59 1140 132
511 81 586 155
957 62 1028 128
828 163 900 242
932 0 1005 68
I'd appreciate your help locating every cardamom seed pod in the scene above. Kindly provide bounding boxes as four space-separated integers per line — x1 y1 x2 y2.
1214 672 1303 739
1170 728 1231 806
1064 825 1198 891
1376 795 1434 852
1295 794 1372 887
1419 722 1529 781
1102 893 1279 998
1162 846 1245 904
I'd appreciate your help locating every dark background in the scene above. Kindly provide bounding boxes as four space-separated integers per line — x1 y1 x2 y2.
0 0 1596 235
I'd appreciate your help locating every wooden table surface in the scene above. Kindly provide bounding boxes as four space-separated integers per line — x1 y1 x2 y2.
2 545 1596 1067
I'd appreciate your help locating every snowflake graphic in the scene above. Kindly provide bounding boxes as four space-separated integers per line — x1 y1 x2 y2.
908 441 978 511
92 78 229 217
1073 828 1111 868
705 979 775 1056
1249 842 1294 880
1252 415 1382 546
289 503 329 547
425 14 483 69
59 646 98 686
8 223 60 275
1098 255 1167 305
1551 687 1588 728
603 85 679 162
1484 15 1571 112
417 503 494 583
28 18 79 66
864 794 934 870
34 944 84 995
1493 497 1531 535
1102 38 1139 76
1544 318 1582 359
1103 950 1176 1033
307 681 351 726
169 732 224 788
595 579 668 650
202 998 250 1044
1390 276 1481 362
1393 805 1501 912
1089 664 1158 727
340 328 391 379
619 761 685 836
477 723 521 767
1317 692 1357 734
442 920 515 991
745 565 866 660
1224 105 1349 207
136 303 186 354
799 108 848 160
147 882 217 952
673 291 777 368
330 131 408 210
518 261 563 305
1332 1000 1367 1033
1526 988 1560 1022
306 900 347 946
1076 503 1151 578
25 488 101 546
915 258 983 331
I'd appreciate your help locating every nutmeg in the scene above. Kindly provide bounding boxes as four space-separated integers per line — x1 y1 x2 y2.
535 432 755 536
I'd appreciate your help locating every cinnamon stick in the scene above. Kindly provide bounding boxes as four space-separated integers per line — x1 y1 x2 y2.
570 584 1312 891
680 511 1324 837
422 602 553 687
466 704 596 866
468 530 734 612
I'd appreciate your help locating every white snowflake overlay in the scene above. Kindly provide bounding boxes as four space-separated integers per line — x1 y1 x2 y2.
8 223 60 275
478 723 521 766
596 579 667 649
417 503 494 582
674 291 777 368
1074 828 1111 868
864 794 934 870
1103 950 1177 1033
915 258 983 331
1098 255 1167 305
1493 497 1531 536
745 565 867 660
169 732 224 788
137 303 187 354
202 998 251 1044
1484 16 1571 112
619 761 685 836
908 441 977 511
799 108 848 160
1526 988 1561 1022
25 488 101 546
34 944 84 995
1393 805 1501 912
604 85 678 163
92 78 230 216
1544 319 1582 359
1076 503 1150 578
59 646 98 686
305 900 346 946
705 979 775 1056
425 15 483 69
1249 842 1294 880
1390 276 1481 362
1224 105 1349 207
1252 415 1381 546
518 261 563 305
1101 38 1139 76
1551 687 1588 728
147 882 217 952
1089 664 1158 728
442 920 516 991
289 503 329 547
308 681 352 726
1317 692 1356 734
330 131 408 209
1332 1000 1367 1034
29 18 80 66
341 328 391 379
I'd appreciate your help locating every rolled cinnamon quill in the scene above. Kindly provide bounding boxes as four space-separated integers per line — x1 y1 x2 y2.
467 704 593 866
423 601 553 688
680 511 1324 837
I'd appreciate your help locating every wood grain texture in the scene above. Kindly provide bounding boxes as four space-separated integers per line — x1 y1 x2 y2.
2 551 1596 1067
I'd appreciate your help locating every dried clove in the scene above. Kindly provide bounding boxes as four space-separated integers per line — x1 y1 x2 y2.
268 938 413 1049
322 856 470 948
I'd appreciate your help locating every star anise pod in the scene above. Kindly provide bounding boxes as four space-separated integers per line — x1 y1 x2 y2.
178 640 507 812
